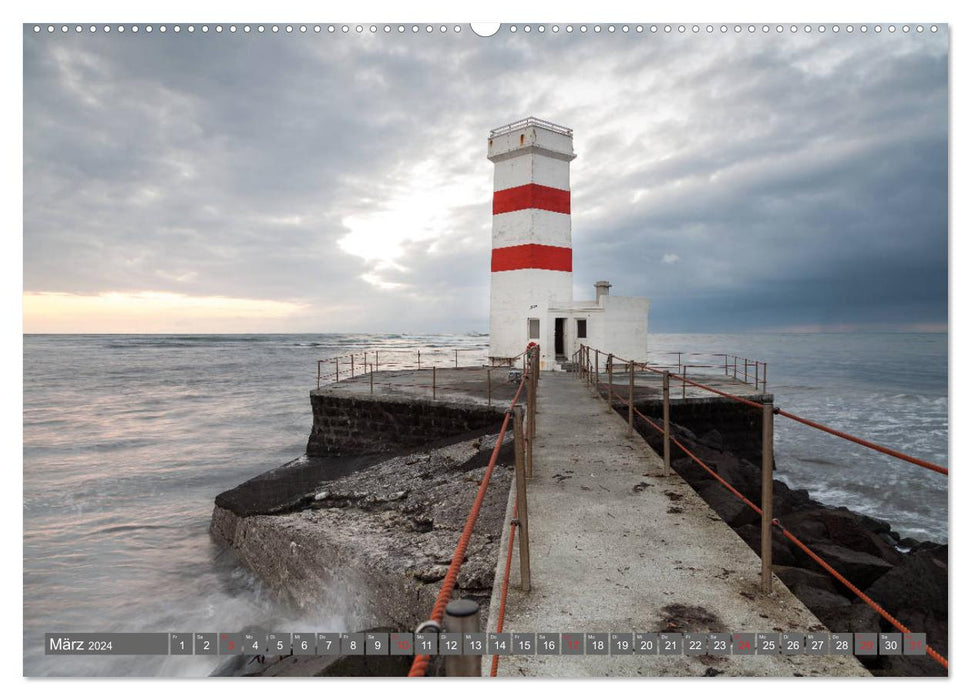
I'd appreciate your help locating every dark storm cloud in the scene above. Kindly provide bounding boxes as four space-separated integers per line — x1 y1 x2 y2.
23 26 947 331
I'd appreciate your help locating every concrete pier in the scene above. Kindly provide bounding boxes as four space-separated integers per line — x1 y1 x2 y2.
213 363 896 676
484 372 868 677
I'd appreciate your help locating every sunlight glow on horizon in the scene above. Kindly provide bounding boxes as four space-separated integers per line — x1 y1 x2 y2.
23 291 308 334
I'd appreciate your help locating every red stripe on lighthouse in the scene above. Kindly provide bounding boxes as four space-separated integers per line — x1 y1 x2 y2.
491 244 573 272
493 184 571 215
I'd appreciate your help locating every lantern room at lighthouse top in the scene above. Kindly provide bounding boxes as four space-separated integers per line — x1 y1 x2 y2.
487 118 577 193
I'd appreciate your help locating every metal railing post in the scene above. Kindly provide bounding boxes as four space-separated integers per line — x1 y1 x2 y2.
317 360 321 389
682 366 687 400
370 364 374 395
487 368 492 407
532 347 539 423
628 362 634 436
444 599 481 677
417 349 421 370
662 370 671 476
607 354 613 410
351 354 355 378
724 354 728 376
754 361 759 389
744 358 749 384
762 363 768 393
595 349 600 396
375 350 379 373
455 349 458 368
335 358 339 383
432 366 437 400
527 347 537 478
760 398 775 594
513 406 531 591
733 355 738 380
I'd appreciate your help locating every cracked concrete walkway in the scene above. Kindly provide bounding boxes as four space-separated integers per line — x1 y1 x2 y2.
485 372 867 677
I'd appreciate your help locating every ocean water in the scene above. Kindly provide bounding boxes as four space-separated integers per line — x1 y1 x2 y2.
22 332 947 676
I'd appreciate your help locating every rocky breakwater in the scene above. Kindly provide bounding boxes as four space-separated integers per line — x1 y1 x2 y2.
632 414 947 677
211 428 514 676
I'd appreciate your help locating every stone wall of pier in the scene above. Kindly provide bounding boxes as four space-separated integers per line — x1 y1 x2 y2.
307 391 505 457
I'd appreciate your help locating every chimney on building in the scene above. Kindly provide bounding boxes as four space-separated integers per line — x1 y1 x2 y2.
595 280 612 304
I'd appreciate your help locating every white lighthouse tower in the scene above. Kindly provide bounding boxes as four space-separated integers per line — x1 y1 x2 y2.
487 117 650 369
488 118 576 363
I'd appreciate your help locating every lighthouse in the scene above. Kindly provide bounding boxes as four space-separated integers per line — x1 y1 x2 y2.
487 117 650 369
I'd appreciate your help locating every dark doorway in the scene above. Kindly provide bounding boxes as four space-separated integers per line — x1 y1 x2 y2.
554 317 566 358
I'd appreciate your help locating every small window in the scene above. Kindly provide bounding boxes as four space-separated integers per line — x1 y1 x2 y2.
577 319 587 339
528 318 540 339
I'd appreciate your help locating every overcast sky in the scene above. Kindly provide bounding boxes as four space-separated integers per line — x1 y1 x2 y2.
22 24 948 333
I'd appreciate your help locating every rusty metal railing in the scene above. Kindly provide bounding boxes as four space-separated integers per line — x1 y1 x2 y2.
315 347 486 388
644 351 767 393
570 342 947 670
489 116 572 138
578 343 946 476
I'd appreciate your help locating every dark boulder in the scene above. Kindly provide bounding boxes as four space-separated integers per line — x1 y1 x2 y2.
789 582 853 613
778 509 901 566
816 601 884 634
897 537 922 550
672 424 698 443
696 481 759 527
772 564 840 595
815 509 903 565
914 541 948 556
866 545 947 618
735 524 798 566
804 542 895 589
672 456 711 487
714 457 760 502
698 428 724 450
777 510 830 543
772 480 814 516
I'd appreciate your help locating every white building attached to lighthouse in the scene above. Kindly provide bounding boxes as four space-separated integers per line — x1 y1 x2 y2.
487 117 650 369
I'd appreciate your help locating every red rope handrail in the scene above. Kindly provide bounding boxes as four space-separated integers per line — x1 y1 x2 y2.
408 348 533 677
489 503 518 677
